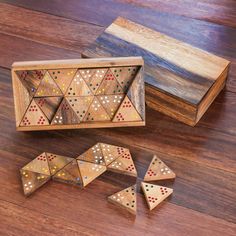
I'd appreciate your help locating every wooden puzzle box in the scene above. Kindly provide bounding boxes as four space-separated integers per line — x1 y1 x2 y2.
12 57 145 131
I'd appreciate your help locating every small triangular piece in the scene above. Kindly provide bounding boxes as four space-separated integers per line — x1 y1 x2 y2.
112 96 142 122
20 100 49 126
66 96 93 122
107 150 137 177
80 68 108 94
96 70 123 95
108 185 136 215
77 160 107 187
77 143 105 165
22 152 51 175
52 159 82 186
83 97 110 122
144 155 176 181
141 182 173 210
51 98 80 125
16 70 45 96
35 71 63 97
46 153 74 175
48 69 77 94
20 169 51 196
35 97 63 122
97 94 125 119
110 66 139 93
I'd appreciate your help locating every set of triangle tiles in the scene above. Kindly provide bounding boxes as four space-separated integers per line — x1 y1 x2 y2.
21 143 176 215
16 66 143 127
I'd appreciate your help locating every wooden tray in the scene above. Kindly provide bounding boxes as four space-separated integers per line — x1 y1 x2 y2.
12 57 145 131
82 17 230 126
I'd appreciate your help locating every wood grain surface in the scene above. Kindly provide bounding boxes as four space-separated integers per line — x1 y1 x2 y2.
0 1 236 235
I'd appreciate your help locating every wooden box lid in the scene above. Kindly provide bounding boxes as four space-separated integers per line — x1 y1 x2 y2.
82 17 230 126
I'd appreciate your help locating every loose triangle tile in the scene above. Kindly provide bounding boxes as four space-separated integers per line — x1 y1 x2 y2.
96 69 123 95
144 155 176 181
65 70 93 96
35 97 63 122
16 70 45 97
83 97 110 122
97 94 125 119
48 69 77 94
20 169 51 196
77 143 105 165
51 98 80 125
112 96 142 122
141 182 173 210
110 66 139 93
107 150 137 177
108 185 137 215
66 96 93 122
20 100 49 126
52 159 82 186
46 153 74 176
77 160 107 187
35 71 63 97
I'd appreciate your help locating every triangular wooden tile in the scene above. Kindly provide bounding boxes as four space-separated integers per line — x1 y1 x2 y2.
77 143 105 165
20 99 49 126
107 150 137 177
77 160 107 187
112 96 142 122
110 66 139 93
20 169 51 196
46 153 74 176
65 70 93 96
108 185 136 215
66 96 93 122
52 159 82 186
51 98 80 125
22 152 51 175
16 70 45 97
80 68 108 94
97 94 125 119
96 70 123 95
144 155 176 181
48 69 77 94
35 97 63 122
35 71 63 97
141 182 173 210
83 97 110 122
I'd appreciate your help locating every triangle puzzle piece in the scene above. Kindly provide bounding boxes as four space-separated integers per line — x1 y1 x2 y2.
20 169 51 196
110 66 139 93
77 143 105 165
35 71 63 97
96 70 123 95
112 96 142 122
80 68 108 94
48 69 77 94
141 182 173 210
16 70 45 97
20 100 49 126
52 159 82 186
51 98 80 125
46 153 74 176
35 97 63 122
77 160 107 187
144 155 176 181
107 150 137 177
83 97 110 122
66 96 93 122
97 94 125 119
22 152 51 175
66 70 93 96
108 185 137 215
